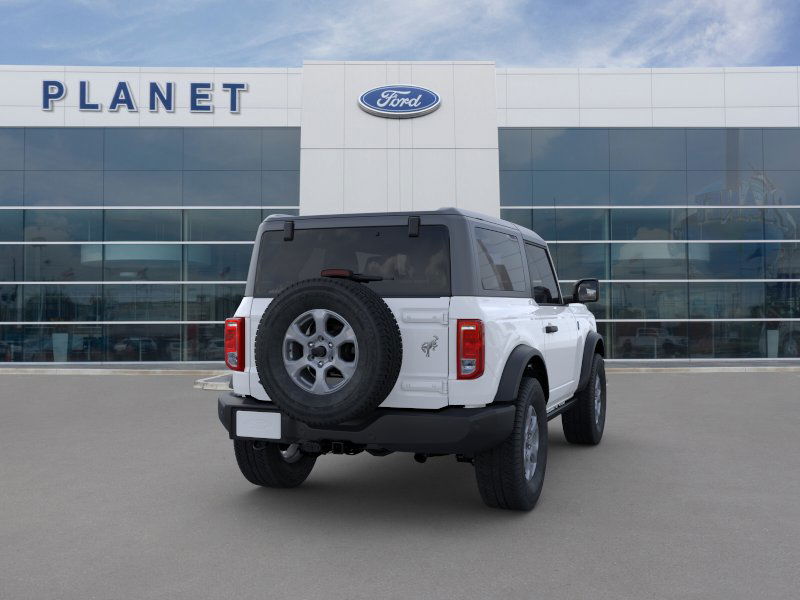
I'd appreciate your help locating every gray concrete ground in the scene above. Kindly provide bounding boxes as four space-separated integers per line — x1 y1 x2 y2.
1 372 799 600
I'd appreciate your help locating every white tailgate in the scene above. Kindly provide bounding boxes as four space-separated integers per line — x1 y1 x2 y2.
381 297 450 409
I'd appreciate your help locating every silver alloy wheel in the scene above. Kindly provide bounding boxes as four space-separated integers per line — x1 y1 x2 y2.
523 405 539 481
594 373 602 426
283 309 358 395
279 443 302 463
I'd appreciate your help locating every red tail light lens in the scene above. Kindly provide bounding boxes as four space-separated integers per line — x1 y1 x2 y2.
224 317 245 371
457 319 484 379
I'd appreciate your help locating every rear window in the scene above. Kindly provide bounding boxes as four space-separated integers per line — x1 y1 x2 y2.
254 225 450 297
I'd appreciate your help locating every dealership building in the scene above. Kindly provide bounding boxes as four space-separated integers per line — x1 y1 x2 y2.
0 61 798 363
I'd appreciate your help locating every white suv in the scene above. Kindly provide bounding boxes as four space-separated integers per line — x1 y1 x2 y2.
217 208 606 511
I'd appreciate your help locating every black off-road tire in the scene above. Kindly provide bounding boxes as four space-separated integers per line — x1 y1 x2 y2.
474 377 548 511
562 353 606 445
254 278 402 427
234 440 316 488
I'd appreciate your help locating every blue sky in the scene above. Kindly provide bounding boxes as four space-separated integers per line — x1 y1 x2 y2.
1 0 798 68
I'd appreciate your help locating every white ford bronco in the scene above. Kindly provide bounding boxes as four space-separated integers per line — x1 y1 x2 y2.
218 208 606 511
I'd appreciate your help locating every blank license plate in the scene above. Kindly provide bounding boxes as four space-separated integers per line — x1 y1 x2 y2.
235 411 281 439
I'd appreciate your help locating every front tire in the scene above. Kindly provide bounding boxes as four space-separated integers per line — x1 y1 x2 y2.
562 353 606 445
233 440 316 488
474 377 548 511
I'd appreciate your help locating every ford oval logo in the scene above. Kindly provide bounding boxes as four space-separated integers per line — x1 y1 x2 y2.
358 85 440 118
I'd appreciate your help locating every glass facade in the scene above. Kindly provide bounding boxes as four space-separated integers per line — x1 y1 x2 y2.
500 128 800 359
0 127 300 362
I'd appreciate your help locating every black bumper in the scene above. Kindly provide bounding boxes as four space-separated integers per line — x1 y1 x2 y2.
218 393 515 455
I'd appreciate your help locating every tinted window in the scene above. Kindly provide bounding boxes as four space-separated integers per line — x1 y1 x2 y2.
533 171 610 206
255 225 451 297
184 209 261 241
499 129 532 170
104 128 182 170
105 210 181 241
611 171 687 205
613 321 689 359
183 129 261 170
0 246 23 281
105 324 182 361
525 244 560 303
262 171 299 206
104 171 182 206
689 243 764 279
21 324 104 362
687 208 764 240
25 210 102 241
0 129 24 170
25 128 103 170
611 243 687 279
25 171 103 206
22 285 101 321
611 208 687 240
610 129 685 170
533 129 609 170
185 244 252 281
103 245 181 281
499 172 532 206
554 243 608 280
474 227 526 292
262 128 300 170
500 208 556 242
185 284 245 320
0 285 20 321
104 285 181 320
183 171 260 206
763 129 800 170
611 282 688 320
0 170 23 205
0 210 22 241
689 282 765 319
686 129 763 171
556 209 608 240
24 244 102 281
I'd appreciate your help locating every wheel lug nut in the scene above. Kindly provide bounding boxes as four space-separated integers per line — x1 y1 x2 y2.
318 336 324 341
328 342 333 348
317 361 323 367
308 342 313 347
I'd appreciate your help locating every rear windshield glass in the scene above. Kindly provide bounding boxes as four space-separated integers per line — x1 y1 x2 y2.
254 225 450 297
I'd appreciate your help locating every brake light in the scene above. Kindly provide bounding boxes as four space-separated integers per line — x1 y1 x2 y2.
224 318 245 371
457 319 484 379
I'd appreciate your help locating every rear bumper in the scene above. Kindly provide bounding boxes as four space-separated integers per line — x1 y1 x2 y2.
218 393 515 455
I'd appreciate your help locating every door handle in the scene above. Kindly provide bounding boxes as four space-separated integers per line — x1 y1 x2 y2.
545 324 558 334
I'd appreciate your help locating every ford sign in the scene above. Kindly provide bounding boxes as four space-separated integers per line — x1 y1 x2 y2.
358 85 440 118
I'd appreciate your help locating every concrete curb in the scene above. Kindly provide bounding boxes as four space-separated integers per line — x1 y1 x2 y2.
0 368 227 377
608 366 800 374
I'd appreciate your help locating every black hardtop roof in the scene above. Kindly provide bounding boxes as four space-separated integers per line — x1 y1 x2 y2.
264 207 547 245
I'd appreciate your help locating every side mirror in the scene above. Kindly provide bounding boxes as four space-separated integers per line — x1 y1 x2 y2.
572 279 599 303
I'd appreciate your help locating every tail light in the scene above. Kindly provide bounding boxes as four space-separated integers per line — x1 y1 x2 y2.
224 317 245 371
457 319 484 379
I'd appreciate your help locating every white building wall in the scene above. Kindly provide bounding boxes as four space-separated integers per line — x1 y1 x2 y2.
498 66 800 128
298 61 500 216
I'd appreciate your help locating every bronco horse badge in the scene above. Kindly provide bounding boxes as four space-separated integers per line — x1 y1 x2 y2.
421 335 439 357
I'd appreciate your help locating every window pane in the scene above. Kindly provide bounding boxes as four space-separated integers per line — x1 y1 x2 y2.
185 284 244 320
184 323 224 361
262 170 299 206
500 208 556 241
764 170 800 204
689 243 765 279
24 210 102 241
689 282 764 319
689 322 765 358
775 323 800 358
0 325 23 361
106 324 181 361
554 243 608 280
103 245 181 281
185 244 252 281
765 242 800 278
763 207 800 239
262 128 300 170
25 128 103 170
533 129 609 170
104 285 181 320
611 243 687 279
22 324 104 362
104 209 181 241
474 227 526 292
525 244 561 303
25 244 102 281
25 171 103 206
612 321 688 359
766 282 800 317
611 171 686 205
0 246 23 281
184 209 261 241
533 171 609 206
500 171 532 206
686 207 764 240
764 129 800 170
498 129 532 170
22 285 101 321
0 171 23 205
104 128 182 170
687 170 772 205
611 282 688 320
183 128 261 170
611 208 687 240
183 171 260 206
0 285 21 321
556 209 608 241
686 129 763 171
610 129 685 170
0 209 22 241
0 129 24 169
104 171 182 206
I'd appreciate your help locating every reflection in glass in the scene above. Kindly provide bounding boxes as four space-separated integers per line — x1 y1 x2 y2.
183 128 261 170
184 210 261 241
686 129 763 171
500 171 532 206
104 210 181 241
689 282 764 319
611 171 686 205
611 208 686 240
184 323 224 361
0 170 23 205
25 128 103 171
533 129 609 170
533 171 609 206
0 246 23 281
500 209 555 241
687 170 777 205
0 210 22 241
24 210 102 241
185 244 252 281
104 128 182 170
23 285 101 321
25 245 102 281
498 129 532 170
689 243 764 279
687 208 764 240
612 321 688 359
610 129 685 170
611 243 687 279
262 171 300 206
103 245 181 281
104 171 182 206
0 129 24 170
24 171 103 206
556 209 608 240
765 242 800 278
689 322 765 358
765 282 800 318
185 284 245 321
22 324 104 362
555 243 608 280
106 324 182 361
262 128 301 170
0 285 20 321
104 285 181 320
611 282 687 320
183 171 260 205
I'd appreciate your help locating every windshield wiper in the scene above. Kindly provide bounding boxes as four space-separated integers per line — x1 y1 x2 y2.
320 268 383 283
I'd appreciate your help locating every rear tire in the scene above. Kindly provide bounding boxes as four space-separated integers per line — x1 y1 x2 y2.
562 353 606 445
474 377 548 511
233 440 316 488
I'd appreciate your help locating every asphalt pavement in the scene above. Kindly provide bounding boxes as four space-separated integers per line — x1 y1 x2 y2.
1 371 799 599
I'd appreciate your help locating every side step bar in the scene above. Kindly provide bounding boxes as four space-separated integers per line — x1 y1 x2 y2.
546 396 578 421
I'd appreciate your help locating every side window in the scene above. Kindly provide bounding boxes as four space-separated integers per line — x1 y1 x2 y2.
474 227 527 292
525 243 562 304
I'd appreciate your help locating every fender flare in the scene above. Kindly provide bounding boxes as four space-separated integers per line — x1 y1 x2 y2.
492 344 546 404
577 331 605 392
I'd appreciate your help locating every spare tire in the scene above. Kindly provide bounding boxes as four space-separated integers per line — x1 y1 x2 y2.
254 278 402 426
